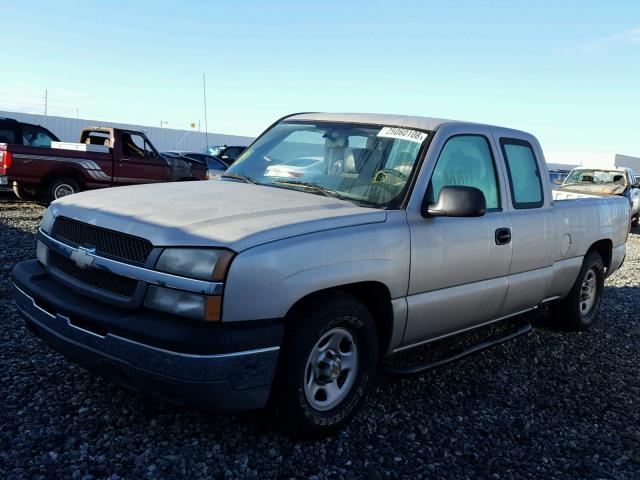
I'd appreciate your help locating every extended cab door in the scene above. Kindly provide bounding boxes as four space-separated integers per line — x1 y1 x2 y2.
490 130 555 315
114 131 169 185
402 124 513 347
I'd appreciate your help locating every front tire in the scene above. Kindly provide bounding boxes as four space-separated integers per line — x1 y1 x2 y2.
551 252 605 331
268 292 378 438
45 177 80 203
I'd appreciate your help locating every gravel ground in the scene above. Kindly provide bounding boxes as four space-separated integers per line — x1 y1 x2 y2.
1 190 639 479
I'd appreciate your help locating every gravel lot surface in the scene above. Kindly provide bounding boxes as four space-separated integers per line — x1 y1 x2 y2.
1 190 639 479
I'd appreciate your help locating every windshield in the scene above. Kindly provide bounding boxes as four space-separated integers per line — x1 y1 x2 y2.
225 121 429 207
564 169 627 185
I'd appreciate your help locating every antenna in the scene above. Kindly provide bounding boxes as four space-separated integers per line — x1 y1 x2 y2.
203 73 209 151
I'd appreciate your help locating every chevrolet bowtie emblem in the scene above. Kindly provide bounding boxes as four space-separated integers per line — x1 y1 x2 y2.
70 247 96 270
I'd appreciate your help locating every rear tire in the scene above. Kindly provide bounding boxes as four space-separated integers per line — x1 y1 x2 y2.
268 292 378 438
45 177 80 203
12 182 40 201
632 215 639 228
551 252 605 331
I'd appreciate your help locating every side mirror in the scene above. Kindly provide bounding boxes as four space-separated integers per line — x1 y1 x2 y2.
423 186 486 218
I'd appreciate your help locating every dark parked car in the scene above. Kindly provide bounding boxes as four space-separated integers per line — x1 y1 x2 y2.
162 152 228 180
0 117 60 148
202 145 247 166
549 169 570 186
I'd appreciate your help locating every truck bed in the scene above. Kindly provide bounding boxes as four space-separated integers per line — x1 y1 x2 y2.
551 192 629 264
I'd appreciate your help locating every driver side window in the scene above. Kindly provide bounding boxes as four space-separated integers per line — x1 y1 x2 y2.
429 135 500 210
122 133 155 160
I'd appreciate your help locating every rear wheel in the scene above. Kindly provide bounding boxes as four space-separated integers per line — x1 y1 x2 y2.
12 182 40 201
45 177 80 203
268 292 378 438
632 214 639 228
551 252 605 331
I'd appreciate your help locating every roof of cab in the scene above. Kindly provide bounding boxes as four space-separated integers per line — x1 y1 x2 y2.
285 112 459 131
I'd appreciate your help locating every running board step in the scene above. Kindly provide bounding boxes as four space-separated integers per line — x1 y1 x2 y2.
381 322 532 377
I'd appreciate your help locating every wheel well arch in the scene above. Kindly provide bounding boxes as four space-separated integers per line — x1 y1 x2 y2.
284 281 395 356
586 239 613 271
39 167 86 190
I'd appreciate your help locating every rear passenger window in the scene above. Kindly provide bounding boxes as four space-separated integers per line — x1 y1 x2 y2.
22 124 57 147
500 139 543 209
429 135 500 210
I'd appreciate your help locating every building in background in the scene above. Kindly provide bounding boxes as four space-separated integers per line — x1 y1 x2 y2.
0 110 254 152
546 152 640 173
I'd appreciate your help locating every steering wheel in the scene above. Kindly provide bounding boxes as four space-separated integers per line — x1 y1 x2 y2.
373 168 409 184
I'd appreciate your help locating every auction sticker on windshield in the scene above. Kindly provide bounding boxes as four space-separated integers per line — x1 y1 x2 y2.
377 127 428 143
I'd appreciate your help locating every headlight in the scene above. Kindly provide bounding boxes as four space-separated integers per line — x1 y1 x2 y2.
145 285 220 321
40 208 55 233
156 248 233 281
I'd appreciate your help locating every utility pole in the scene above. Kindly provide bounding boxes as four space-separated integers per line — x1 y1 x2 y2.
44 89 48 116
202 73 209 150
76 108 79 120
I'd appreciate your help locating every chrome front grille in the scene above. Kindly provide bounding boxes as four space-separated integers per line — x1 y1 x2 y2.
51 216 153 266
50 251 138 298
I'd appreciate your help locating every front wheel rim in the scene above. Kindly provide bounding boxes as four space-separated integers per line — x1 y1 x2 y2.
53 183 75 199
579 268 597 314
304 327 359 412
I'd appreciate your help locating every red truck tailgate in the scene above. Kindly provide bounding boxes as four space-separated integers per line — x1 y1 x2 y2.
0 144 12 176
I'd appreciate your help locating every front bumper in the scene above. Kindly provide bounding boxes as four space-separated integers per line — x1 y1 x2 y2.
12 260 282 412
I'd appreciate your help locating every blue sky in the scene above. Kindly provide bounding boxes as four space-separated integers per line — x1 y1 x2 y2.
0 0 638 154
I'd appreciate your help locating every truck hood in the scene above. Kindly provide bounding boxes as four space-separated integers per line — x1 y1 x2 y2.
557 183 627 196
50 180 386 251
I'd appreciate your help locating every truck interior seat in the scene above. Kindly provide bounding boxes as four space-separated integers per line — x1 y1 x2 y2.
85 135 110 147
582 175 594 183
343 148 370 174
613 175 624 184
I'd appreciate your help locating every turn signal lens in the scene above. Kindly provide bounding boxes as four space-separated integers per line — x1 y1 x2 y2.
205 296 221 321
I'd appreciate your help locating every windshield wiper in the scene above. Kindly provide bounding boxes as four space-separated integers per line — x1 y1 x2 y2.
221 172 259 184
270 180 343 198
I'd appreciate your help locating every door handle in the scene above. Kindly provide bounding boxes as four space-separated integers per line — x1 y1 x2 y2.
495 228 511 245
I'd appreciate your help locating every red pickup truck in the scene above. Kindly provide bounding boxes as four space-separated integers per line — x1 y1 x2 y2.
0 127 207 202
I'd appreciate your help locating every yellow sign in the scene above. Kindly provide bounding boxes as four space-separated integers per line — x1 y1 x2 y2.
191 122 196 128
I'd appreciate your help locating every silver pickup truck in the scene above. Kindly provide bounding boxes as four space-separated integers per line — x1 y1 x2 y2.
12 113 630 436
